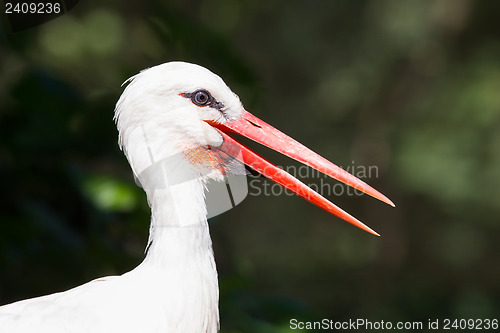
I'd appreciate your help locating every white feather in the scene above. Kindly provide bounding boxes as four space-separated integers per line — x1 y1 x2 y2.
0 62 245 332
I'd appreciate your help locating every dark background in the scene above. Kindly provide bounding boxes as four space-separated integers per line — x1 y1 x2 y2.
1 0 499 332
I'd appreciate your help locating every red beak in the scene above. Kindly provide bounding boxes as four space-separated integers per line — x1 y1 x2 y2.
208 111 394 236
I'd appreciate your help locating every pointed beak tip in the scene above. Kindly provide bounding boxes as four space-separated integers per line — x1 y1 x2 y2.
363 185 396 207
386 198 396 208
350 217 381 237
364 226 381 237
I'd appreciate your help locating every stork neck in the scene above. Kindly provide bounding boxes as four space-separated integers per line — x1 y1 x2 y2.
142 177 212 265
122 122 216 265
135 176 220 332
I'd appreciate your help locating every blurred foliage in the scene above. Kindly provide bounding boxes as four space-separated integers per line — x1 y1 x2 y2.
1 0 499 332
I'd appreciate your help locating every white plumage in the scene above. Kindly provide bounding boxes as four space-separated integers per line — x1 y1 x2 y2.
0 62 392 332
0 62 237 332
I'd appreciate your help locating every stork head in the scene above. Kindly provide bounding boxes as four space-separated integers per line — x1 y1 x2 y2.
115 62 242 170
115 62 393 235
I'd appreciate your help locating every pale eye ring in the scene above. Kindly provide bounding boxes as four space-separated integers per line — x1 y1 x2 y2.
192 90 212 106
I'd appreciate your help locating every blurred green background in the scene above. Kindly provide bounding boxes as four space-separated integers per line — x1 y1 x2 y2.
1 0 499 332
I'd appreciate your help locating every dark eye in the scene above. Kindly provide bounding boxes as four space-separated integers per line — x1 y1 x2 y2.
192 90 212 106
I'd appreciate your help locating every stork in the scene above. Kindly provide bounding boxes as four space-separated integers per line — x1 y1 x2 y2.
0 62 393 332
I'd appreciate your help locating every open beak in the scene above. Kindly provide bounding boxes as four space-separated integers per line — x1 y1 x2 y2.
208 111 394 236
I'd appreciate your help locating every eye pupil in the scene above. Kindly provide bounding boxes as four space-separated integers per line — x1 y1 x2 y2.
192 90 212 106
